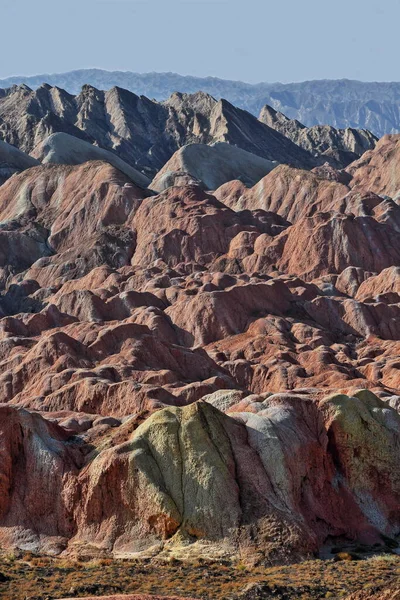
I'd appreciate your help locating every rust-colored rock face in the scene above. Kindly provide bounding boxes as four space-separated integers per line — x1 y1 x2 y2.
0 119 400 569
346 134 400 198
215 164 350 222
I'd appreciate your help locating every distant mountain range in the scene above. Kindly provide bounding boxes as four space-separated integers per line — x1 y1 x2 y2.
1 69 400 137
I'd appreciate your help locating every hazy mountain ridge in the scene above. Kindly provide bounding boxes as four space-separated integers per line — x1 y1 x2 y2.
1 69 400 136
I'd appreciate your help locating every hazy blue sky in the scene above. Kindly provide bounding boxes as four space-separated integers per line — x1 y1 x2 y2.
1 0 399 82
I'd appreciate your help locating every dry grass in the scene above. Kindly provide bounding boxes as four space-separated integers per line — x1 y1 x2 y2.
0 551 399 599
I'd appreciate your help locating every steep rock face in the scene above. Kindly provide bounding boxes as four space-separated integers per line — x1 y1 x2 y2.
75 399 325 560
215 166 400 227
0 83 172 177
162 92 317 169
258 106 306 142
0 405 80 554
260 104 377 168
320 390 400 535
355 267 400 302
347 134 400 198
0 225 52 271
150 142 277 192
165 280 293 346
177 96 316 168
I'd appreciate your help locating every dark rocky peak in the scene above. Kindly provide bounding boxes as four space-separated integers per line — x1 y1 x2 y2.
75 85 106 115
210 99 317 168
164 90 217 116
0 82 353 179
30 84 64 114
36 83 75 101
13 83 33 93
79 83 103 96
35 112 93 144
260 104 306 134
105 86 159 117
106 85 140 103
3 83 33 99
260 102 378 168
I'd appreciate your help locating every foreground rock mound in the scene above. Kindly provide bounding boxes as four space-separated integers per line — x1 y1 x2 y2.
0 405 79 554
0 391 399 560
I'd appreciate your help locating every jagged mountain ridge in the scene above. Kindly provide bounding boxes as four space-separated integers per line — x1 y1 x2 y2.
1 69 400 136
0 83 377 182
0 84 320 177
260 105 378 167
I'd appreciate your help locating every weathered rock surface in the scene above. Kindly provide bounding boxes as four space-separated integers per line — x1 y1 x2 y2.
0 404 80 554
130 185 249 270
0 161 146 281
245 211 400 280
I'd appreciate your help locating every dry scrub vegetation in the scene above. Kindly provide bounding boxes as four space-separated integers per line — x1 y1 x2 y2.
0 551 399 599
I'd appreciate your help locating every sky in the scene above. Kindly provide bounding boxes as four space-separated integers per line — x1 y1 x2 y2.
1 0 399 83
